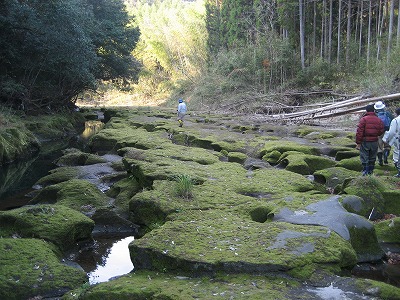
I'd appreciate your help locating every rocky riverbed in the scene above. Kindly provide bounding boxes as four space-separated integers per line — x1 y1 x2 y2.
1 107 400 299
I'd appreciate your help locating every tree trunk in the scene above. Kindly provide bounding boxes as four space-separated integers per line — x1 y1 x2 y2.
387 0 395 61
328 0 333 63
337 0 342 64
397 0 400 46
367 0 372 65
346 0 352 64
299 0 306 69
358 0 364 56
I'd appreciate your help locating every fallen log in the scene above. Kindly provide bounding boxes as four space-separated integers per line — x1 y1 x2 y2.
269 92 400 120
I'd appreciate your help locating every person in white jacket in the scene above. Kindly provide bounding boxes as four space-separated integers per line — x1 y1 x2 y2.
383 107 400 177
177 98 187 127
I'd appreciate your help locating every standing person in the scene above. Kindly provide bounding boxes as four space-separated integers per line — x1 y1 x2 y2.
382 107 400 178
356 104 385 176
177 98 187 127
374 101 393 165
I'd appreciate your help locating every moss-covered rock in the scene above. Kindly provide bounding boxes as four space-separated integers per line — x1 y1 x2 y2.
272 195 384 262
276 151 336 175
336 156 362 172
342 176 387 219
0 205 94 252
313 167 359 190
227 151 247 164
34 166 80 187
30 179 111 214
55 148 107 166
62 270 305 300
258 141 320 158
374 217 400 243
0 238 87 300
129 210 357 276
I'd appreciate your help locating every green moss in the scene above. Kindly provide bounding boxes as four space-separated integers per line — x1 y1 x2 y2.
63 270 297 300
336 156 362 171
130 210 356 275
262 149 281 164
355 278 400 300
348 226 383 262
106 177 141 214
258 141 319 158
0 238 87 300
0 205 94 252
30 179 110 213
227 151 247 164
343 177 387 218
0 126 39 164
55 148 107 166
275 151 336 175
34 166 80 187
374 217 400 243
25 112 85 140
313 167 359 189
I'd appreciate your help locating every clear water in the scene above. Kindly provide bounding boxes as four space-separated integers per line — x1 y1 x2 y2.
75 236 135 284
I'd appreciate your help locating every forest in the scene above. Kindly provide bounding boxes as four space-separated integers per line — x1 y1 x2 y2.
1 0 400 113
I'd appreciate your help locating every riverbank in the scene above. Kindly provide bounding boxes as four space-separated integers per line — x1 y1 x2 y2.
1 107 400 299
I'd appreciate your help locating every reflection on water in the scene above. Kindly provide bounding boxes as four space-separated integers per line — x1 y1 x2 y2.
0 120 104 209
76 236 135 285
80 120 104 141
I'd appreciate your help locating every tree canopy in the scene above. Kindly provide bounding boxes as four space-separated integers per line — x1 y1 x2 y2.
0 0 140 113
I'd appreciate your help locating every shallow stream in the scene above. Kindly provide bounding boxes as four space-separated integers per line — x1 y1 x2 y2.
1 118 400 288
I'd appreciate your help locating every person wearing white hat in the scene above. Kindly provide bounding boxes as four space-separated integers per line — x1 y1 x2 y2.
374 101 393 165
177 98 187 127
383 107 400 177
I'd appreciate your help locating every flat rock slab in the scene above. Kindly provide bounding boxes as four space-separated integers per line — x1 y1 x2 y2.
129 210 357 274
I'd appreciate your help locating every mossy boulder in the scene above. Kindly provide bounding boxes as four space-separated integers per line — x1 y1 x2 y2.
272 196 384 262
277 151 336 175
129 210 357 276
54 148 106 166
374 217 400 243
0 238 87 300
257 141 320 158
30 179 111 214
34 166 80 188
335 150 360 161
227 151 247 164
342 177 387 219
336 156 362 172
106 177 141 216
313 167 359 190
0 205 94 252
89 125 171 153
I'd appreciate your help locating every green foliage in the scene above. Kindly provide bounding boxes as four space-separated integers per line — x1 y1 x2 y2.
127 0 207 99
0 0 140 112
173 174 195 199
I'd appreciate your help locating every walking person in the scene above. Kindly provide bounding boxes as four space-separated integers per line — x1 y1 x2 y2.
356 104 385 176
177 98 187 127
374 101 393 165
383 107 400 178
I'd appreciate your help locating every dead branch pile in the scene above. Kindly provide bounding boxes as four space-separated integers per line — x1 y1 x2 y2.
263 92 400 123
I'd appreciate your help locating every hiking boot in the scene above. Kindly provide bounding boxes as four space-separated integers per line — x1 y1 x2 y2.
377 153 383 166
362 165 369 176
383 149 390 164
394 173 400 178
367 165 374 175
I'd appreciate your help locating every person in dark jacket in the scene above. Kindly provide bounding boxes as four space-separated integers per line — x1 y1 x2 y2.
356 104 385 175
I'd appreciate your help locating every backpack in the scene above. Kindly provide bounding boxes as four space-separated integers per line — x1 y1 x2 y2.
377 111 391 131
